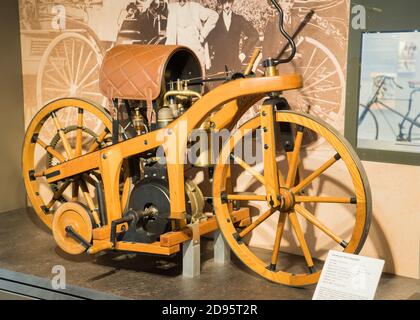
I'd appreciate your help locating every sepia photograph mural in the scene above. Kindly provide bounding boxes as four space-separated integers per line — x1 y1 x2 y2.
19 0 349 132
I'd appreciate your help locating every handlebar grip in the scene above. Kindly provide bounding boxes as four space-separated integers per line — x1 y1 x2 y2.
244 48 261 76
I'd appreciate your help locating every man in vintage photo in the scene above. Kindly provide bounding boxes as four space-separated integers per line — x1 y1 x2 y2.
207 0 259 73
165 0 218 68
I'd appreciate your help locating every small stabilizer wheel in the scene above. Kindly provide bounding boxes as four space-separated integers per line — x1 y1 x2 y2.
52 202 93 255
213 110 371 287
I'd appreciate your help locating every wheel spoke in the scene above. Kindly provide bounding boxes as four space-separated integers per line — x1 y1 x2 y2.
46 180 71 209
295 196 356 204
71 38 76 82
43 73 64 87
303 57 328 86
83 91 103 97
286 128 303 188
305 96 340 106
269 212 287 270
226 194 266 202
77 64 98 89
74 42 85 85
32 170 46 179
51 112 74 159
82 173 98 187
79 180 100 226
288 210 314 269
63 39 74 83
79 51 93 82
75 108 84 157
292 153 341 193
80 79 99 90
230 153 265 185
238 208 275 239
88 129 109 153
300 70 337 92
51 48 71 85
278 169 286 187
35 137 65 163
43 87 70 94
294 204 347 248
302 47 318 78
72 180 79 201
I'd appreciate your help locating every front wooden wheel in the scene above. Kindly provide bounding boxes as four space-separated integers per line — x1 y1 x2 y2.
213 111 371 286
22 98 113 229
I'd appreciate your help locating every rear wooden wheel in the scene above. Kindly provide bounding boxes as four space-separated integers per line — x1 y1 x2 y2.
213 111 371 286
22 98 113 229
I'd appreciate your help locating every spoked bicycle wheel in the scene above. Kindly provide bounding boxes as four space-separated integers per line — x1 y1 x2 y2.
213 110 371 286
358 104 379 140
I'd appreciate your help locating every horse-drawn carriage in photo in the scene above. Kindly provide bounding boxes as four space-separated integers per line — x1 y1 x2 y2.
22 0 371 286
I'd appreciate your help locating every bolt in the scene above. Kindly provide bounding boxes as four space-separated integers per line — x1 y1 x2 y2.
263 127 268 132
102 154 107 160
144 140 148 145
264 144 269 149
262 111 267 117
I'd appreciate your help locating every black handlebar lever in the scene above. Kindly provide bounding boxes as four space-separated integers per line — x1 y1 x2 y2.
263 0 297 67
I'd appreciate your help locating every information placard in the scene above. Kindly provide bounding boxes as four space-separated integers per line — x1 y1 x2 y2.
313 250 385 300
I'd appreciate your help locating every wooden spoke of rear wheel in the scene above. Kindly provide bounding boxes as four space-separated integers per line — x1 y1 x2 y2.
88 128 109 153
79 179 101 226
45 180 72 210
75 108 84 157
22 98 112 229
294 204 347 247
213 111 371 286
51 112 74 159
35 138 66 163
82 173 98 187
72 180 79 201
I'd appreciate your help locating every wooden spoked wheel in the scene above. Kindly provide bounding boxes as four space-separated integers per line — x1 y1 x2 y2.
22 98 113 229
213 111 371 286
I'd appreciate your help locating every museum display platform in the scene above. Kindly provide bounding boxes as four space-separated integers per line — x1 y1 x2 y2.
0 208 418 300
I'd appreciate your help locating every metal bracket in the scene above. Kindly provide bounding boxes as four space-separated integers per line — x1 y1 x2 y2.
182 222 200 278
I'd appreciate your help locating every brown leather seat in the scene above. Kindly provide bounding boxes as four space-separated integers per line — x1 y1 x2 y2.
99 45 202 102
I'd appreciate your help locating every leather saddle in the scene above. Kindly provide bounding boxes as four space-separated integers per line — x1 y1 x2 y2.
99 44 202 102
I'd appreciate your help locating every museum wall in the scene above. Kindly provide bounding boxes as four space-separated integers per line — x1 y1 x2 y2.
0 0 26 213
16 0 420 279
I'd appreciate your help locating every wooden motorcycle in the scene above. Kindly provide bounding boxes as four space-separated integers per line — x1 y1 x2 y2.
22 1 371 286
